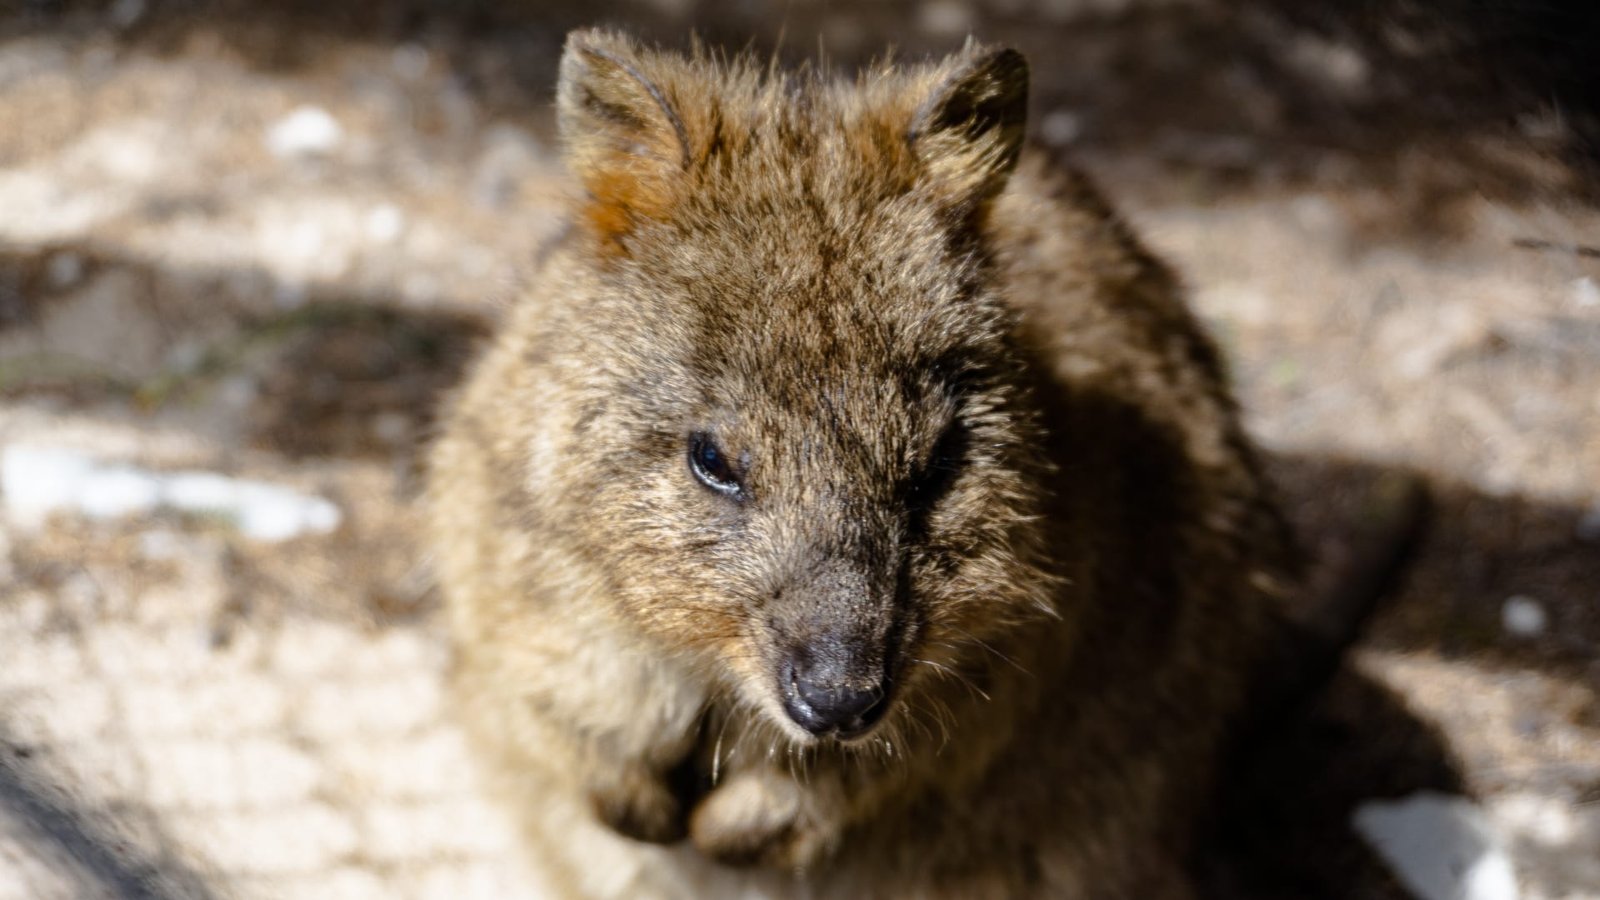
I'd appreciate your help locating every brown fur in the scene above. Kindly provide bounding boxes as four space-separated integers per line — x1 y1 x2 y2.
428 29 1298 899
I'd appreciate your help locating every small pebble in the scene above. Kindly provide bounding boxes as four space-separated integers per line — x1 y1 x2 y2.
1039 110 1083 147
391 44 430 80
108 0 145 27
138 529 183 562
216 375 259 411
1572 277 1599 310
371 412 411 446
164 339 206 374
273 282 309 309
266 106 344 159
917 0 975 36
1501 595 1548 637
365 204 405 243
46 251 86 289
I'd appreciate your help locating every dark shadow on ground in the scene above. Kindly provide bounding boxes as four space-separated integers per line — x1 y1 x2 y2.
246 301 489 463
0 241 492 475
1199 454 1463 899
0 735 220 900
1273 455 1600 684
1201 667 1465 899
1199 452 1600 894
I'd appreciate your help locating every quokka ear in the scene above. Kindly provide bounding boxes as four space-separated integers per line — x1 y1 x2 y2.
907 46 1029 208
557 29 691 246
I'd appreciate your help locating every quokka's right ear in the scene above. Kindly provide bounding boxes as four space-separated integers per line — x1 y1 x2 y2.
557 29 691 248
907 45 1029 211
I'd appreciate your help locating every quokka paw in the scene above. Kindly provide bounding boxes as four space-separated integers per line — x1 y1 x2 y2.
689 770 830 870
590 767 693 844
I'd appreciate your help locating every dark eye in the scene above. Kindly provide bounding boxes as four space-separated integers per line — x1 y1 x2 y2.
689 432 743 498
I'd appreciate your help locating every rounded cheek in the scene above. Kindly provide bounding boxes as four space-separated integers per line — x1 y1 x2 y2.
715 638 771 687
708 624 788 702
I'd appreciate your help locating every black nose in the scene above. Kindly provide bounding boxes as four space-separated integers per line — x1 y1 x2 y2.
780 652 888 738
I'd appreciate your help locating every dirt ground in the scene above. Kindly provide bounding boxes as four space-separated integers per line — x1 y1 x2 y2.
0 2 1597 898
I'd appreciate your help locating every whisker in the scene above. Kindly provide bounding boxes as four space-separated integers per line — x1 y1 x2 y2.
913 657 992 702
942 625 1028 674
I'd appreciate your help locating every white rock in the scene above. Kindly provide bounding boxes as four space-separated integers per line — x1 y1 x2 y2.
266 106 344 159
77 465 162 520
1353 792 1520 900
1501 595 1548 637
232 482 340 542
2 445 95 526
2 451 341 542
234 484 310 542
163 471 240 513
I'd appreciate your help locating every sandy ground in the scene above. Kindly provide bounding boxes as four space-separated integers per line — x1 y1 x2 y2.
1 2 1597 898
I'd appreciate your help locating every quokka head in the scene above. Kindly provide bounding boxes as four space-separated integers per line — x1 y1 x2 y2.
546 30 1059 744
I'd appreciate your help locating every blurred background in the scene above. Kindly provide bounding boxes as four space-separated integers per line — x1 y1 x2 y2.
0 1 1597 898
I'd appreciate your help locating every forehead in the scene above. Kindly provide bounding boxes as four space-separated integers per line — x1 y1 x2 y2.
668 250 973 420
636 192 982 366
599 101 1004 424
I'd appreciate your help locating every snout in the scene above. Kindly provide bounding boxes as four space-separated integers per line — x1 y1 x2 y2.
778 647 889 739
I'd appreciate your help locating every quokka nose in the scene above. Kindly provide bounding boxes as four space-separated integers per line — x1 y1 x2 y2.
780 654 887 738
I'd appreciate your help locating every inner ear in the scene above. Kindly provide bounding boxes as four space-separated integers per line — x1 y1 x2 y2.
556 29 693 245
560 33 690 170
907 47 1030 204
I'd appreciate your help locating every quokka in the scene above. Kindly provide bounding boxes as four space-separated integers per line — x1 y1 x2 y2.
428 28 1316 899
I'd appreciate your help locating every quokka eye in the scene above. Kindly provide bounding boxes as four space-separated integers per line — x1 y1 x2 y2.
688 432 743 498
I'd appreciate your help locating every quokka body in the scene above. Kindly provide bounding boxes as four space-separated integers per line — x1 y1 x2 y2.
428 28 1299 899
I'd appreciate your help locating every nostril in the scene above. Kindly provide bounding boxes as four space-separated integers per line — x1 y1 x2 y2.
796 677 881 724
779 658 827 735
781 653 888 737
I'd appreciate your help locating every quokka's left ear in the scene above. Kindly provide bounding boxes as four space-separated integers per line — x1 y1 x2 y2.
556 28 692 248
907 45 1029 209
